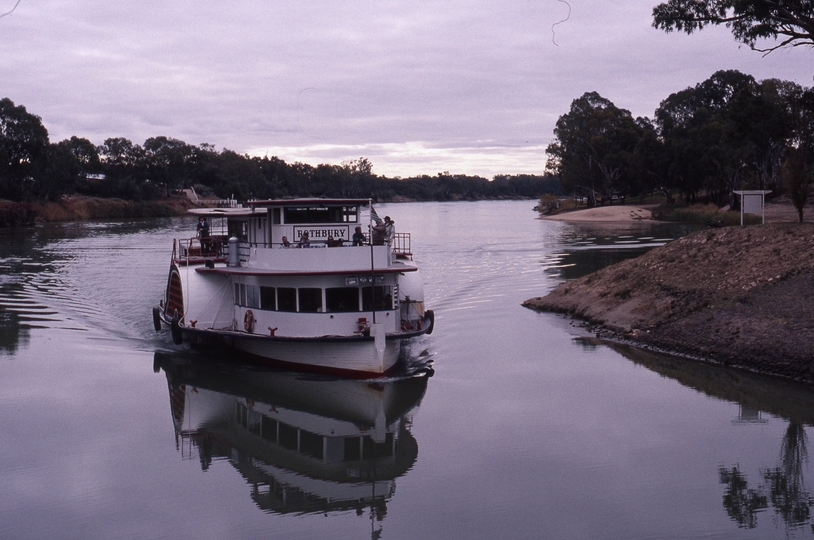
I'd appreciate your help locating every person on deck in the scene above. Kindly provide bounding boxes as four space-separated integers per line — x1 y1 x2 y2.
281 236 291 247
371 221 386 245
196 216 211 253
196 216 209 237
384 216 395 246
297 232 310 248
352 226 365 246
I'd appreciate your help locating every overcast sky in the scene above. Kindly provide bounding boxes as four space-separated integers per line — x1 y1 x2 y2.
1 0 811 178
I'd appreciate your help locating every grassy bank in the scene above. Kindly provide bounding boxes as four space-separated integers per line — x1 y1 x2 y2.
650 203 761 225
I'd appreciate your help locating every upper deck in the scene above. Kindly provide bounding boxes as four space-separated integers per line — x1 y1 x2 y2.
177 198 413 273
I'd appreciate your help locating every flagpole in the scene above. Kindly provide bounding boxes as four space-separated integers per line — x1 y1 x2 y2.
369 199 377 325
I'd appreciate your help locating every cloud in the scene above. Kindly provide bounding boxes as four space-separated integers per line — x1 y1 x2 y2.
1 0 810 178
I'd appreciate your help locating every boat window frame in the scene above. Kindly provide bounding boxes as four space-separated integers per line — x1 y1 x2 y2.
362 285 393 311
283 205 358 225
246 284 260 309
298 287 323 313
277 287 297 312
326 286 361 312
260 286 276 311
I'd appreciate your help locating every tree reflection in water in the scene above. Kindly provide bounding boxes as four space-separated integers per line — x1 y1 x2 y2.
719 466 767 528
720 422 814 531
596 341 814 534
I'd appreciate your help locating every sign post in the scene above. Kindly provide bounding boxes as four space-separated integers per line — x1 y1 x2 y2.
733 190 772 226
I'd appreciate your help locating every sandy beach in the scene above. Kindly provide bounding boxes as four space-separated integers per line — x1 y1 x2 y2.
540 205 654 222
541 196 812 224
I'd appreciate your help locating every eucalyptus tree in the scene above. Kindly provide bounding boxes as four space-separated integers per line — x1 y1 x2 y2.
783 88 814 221
0 97 50 201
653 0 814 53
655 71 768 205
37 138 98 202
210 149 268 201
629 117 671 202
97 138 150 199
255 154 294 199
63 136 101 176
143 136 196 196
730 79 800 190
546 92 643 206
99 137 145 180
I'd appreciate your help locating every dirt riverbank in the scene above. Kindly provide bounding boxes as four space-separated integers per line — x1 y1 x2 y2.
523 222 814 383
0 195 194 226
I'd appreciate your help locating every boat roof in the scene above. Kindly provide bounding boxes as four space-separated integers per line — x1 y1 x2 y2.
195 264 418 276
188 198 371 218
250 198 370 207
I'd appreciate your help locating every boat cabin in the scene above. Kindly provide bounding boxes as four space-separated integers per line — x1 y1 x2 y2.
183 198 410 262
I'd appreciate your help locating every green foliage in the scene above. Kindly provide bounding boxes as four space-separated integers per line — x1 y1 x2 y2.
639 70 814 209
656 70 762 205
537 193 560 214
0 97 562 204
6 67 812 211
546 92 645 206
0 98 50 201
784 147 814 222
653 0 814 53
651 203 760 225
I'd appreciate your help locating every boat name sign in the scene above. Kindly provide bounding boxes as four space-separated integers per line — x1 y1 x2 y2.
294 226 350 241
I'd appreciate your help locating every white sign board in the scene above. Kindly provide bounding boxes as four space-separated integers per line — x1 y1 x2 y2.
742 193 763 215
734 190 771 225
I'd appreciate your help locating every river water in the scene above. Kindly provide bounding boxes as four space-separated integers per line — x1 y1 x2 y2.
1 200 812 539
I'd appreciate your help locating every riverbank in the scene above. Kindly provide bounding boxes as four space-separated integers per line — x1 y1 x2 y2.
523 222 814 383
0 195 194 226
539 195 813 224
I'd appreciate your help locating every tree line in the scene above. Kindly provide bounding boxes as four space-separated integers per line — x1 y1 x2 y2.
0 98 559 205
546 70 814 221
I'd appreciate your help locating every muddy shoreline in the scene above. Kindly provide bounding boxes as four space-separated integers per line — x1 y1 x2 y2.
524 223 814 383
0 195 195 226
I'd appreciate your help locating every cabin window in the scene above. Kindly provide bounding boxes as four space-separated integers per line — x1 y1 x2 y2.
362 286 392 310
299 430 324 460
344 438 361 461
236 402 246 426
298 288 322 313
325 437 344 462
278 422 298 450
283 205 358 224
246 285 260 309
260 286 276 311
236 403 261 435
339 206 358 223
278 288 296 312
228 221 248 242
363 432 395 459
271 208 281 224
326 287 360 312
262 416 277 442
234 283 240 305
284 207 330 224
239 284 247 306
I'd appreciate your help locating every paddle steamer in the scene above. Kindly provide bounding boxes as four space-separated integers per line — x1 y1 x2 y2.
154 199 434 376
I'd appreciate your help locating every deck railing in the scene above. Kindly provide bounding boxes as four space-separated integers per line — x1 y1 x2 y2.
177 232 413 265
391 233 411 257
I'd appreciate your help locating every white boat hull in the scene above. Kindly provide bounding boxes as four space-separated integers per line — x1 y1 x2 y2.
230 334 401 375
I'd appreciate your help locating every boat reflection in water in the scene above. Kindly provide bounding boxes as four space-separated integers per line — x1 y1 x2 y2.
154 351 432 516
